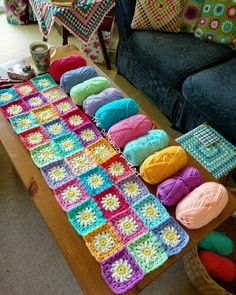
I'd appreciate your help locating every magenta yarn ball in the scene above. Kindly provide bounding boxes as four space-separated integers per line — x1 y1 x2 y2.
107 114 153 148
156 166 203 206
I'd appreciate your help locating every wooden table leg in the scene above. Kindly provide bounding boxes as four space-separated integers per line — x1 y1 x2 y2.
97 27 111 70
62 27 69 45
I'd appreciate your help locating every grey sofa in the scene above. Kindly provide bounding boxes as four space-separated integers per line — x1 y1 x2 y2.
115 0 236 144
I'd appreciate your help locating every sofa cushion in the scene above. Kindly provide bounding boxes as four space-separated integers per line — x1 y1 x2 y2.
182 57 236 143
128 31 235 88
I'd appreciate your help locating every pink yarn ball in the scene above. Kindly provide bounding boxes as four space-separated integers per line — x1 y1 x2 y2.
156 166 203 206
176 182 228 229
107 114 152 148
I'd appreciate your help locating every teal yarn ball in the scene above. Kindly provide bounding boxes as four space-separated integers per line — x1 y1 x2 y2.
70 76 110 105
95 98 139 131
123 129 169 167
198 230 234 256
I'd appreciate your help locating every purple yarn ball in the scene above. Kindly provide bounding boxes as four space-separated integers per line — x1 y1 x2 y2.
156 166 203 206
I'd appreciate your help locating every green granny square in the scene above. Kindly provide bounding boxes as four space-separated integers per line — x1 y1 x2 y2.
52 132 83 157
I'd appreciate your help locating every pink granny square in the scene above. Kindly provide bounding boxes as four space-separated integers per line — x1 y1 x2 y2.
1 99 28 119
52 97 77 116
13 81 38 98
19 126 49 150
42 86 67 103
62 108 90 131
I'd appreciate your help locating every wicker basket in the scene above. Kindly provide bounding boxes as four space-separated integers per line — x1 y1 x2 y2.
183 246 233 295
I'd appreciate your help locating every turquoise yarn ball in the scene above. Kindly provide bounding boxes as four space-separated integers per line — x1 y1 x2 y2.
95 98 139 131
123 129 169 166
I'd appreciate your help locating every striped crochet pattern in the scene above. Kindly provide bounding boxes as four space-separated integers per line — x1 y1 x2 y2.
52 97 77 116
74 122 102 147
23 92 48 110
32 73 57 91
0 88 18 106
43 118 70 138
62 108 90 131
10 112 39 133
19 126 49 150
1 99 28 119
52 132 83 157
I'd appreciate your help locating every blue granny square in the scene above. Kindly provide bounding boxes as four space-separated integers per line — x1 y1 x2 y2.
31 74 57 91
0 88 19 106
78 166 112 197
67 198 106 236
132 194 170 230
152 217 189 256
9 112 39 134
52 132 83 157
43 118 70 138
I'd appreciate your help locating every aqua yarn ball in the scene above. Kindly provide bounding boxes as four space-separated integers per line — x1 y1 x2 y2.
198 231 234 256
123 129 169 167
60 66 98 93
95 98 139 131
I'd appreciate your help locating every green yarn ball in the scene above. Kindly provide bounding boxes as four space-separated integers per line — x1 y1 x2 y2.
198 231 233 256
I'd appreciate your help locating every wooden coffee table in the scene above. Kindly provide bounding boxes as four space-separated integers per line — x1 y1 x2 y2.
1 45 236 295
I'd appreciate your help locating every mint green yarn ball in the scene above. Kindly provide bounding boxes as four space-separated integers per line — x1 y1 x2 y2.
198 231 233 256
70 77 110 105
123 129 169 167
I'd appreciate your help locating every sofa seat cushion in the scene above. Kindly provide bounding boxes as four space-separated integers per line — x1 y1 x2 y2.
128 31 235 88
182 57 236 143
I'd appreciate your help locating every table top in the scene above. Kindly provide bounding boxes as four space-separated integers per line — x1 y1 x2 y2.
29 0 116 42
0 45 236 295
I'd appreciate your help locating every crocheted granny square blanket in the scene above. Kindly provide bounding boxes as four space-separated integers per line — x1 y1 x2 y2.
0 88 18 106
10 111 39 134
32 73 57 91
62 108 90 131
1 99 28 119
43 118 70 138
23 92 48 110
74 122 102 147
52 97 77 116
42 85 67 103
52 132 83 157
13 81 38 98
19 126 49 150
32 104 59 124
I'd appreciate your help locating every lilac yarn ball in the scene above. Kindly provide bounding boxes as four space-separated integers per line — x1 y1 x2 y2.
156 166 203 206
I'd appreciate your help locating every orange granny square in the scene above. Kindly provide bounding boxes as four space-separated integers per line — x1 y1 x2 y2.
32 104 59 124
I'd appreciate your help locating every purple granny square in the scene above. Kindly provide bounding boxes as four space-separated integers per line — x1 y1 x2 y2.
40 159 74 189
100 248 144 294
23 92 48 110
74 122 102 147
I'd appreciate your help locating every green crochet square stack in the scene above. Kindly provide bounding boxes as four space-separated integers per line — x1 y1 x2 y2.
180 0 204 33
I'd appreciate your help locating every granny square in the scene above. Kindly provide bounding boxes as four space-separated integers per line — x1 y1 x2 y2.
100 248 144 295
116 174 149 205
108 208 147 244
19 126 49 150
94 186 129 220
74 122 102 147
30 141 61 168
65 149 96 176
52 132 83 157
32 104 59 124
52 97 77 116
1 99 28 119
83 222 123 262
53 178 90 211
152 217 189 256
13 81 38 98
31 73 57 91
40 159 74 189
62 108 90 131
127 232 168 274
86 138 117 164
42 85 67 103
43 118 70 138
0 88 18 106
132 194 170 230
101 154 133 183
10 112 39 133
78 166 112 197
23 92 48 110
67 198 106 236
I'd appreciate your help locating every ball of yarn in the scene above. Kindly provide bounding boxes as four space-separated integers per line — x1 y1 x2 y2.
198 231 234 256
95 98 139 131
123 129 169 167
199 250 236 282
140 146 187 184
60 66 98 93
176 182 228 229
70 77 110 105
156 166 203 206
49 55 87 82
107 114 153 148
83 87 124 118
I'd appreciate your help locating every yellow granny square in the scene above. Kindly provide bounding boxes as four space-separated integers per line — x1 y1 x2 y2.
32 104 59 124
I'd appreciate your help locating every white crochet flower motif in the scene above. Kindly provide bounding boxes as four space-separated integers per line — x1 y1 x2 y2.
58 101 72 112
38 109 53 121
140 202 159 220
93 232 113 252
93 144 111 160
18 85 32 95
7 105 23 115
111 259 133 283
80 129 96 142
48 123 63 135
71 154 89 170
101 193 120 211
122 181 140 198
68 115 83 126
136 241 156 262
17 117 32 129
37 146 54 161
118 216 137 235
46 89 60 100
38 79 50 87
62 185 81 202
160 226 181 247
0 92 13 102
76 207 96 227
48 166 67 182
108 162 124 177
28 96 43 107
27 132 43 144
60 139 74 151
87 173 104 188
